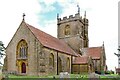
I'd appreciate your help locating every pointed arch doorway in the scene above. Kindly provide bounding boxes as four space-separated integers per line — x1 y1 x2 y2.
21 62 26 73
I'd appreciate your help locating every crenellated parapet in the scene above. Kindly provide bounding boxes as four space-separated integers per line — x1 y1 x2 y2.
57 13 88 25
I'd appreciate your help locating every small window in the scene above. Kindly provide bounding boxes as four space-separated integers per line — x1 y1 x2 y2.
39 52 45 59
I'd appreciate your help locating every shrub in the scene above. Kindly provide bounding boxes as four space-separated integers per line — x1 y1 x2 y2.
105 71 109 74
95 71 101 74
104 70 114 74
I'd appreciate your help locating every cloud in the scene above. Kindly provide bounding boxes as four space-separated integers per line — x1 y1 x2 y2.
38 2 55 13
38 0 56 5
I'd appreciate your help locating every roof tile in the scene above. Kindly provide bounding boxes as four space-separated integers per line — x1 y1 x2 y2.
73 56 88 64
82 47 102 59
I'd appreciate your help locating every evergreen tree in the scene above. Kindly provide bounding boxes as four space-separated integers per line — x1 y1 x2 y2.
0 41 5 65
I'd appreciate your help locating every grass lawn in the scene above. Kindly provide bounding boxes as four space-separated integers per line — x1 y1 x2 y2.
100 74 119 78
70 74 88 78
99 74 120 80
2 73 120 80
3 73 88 78
4 74 89 80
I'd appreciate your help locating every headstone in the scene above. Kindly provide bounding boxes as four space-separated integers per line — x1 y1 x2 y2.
59 72 70 79
89 73 100 80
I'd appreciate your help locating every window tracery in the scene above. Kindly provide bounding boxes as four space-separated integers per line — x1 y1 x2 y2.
17 39 28 59
65 25 70 36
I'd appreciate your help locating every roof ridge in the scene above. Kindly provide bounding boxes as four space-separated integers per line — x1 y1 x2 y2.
83 46 102 49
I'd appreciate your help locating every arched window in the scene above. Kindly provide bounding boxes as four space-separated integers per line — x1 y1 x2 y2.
67 58 70 72
65 25 70 36
49 53 54 67
17 39 28 59
58 57 62 73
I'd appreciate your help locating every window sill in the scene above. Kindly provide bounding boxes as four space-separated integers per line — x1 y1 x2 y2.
17 57 28 60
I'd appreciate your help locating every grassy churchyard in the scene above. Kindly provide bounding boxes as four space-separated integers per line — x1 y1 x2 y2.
1 74 88 78
0 73 120 80
1 73 89 79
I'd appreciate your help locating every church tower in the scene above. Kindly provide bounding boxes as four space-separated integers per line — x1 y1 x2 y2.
57 10 89 54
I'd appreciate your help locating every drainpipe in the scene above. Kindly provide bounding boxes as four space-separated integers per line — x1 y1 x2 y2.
71 55 73 74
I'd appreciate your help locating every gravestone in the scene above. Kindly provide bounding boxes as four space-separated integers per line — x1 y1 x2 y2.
59 72 70 79
89 73 100 80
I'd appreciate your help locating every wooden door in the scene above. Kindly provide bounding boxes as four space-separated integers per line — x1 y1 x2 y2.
21 62 26 73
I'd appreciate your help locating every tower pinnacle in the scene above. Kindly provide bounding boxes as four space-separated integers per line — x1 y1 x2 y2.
84 11 86 18
57 13 59 20
77 5 80 14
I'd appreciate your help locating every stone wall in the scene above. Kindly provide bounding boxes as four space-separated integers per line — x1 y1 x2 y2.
72 64 88 74
36 47 72 76
58 52 71 73
6 22 38 76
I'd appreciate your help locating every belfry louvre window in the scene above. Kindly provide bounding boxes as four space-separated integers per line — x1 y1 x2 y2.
65 25 70 36
17 39 28 59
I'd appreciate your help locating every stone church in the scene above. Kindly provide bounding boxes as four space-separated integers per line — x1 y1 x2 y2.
3 10 106 76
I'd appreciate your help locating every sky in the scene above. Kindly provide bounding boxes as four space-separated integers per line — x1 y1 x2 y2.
0 0 119 71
